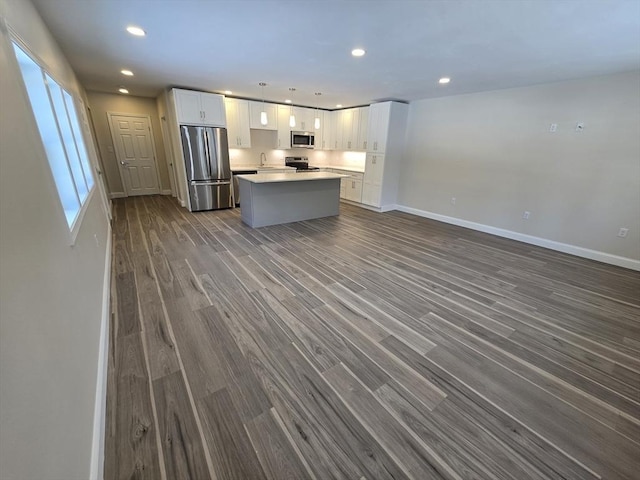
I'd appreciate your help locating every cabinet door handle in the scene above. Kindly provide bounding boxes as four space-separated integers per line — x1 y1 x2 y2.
348 141 351 149
364 141 367 150
203 110 206 120
372 157 376 164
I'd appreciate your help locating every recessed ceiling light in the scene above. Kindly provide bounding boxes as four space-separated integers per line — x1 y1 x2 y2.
336 104 343 108
351 48 365 57
285 99 292 104
439 77 451 84
121 69 134 76
118 88 129 94
126 26 146 36
223 90 232 95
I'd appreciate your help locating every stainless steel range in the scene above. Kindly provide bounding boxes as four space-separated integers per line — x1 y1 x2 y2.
285 156 320 171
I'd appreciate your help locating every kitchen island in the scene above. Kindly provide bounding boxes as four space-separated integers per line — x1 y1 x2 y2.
235 172 347 227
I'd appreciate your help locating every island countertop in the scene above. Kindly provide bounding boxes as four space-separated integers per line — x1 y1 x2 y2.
235 171 347 183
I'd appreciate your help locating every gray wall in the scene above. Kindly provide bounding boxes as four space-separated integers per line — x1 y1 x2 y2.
399 71 640 262
86 90 171 196
0 0 111 478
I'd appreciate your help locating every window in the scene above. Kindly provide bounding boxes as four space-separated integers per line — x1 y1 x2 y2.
12 41 94 230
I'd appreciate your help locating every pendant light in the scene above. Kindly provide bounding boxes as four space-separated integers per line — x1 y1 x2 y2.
288 87 296 128
314 92 321 129
259 82 268 126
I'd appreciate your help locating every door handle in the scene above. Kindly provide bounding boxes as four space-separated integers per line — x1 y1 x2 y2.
120 161 129 166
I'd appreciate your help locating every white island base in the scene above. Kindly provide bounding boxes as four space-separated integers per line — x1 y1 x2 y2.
236 172 347 228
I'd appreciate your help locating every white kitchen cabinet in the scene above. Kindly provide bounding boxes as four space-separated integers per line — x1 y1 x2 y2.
173 88 226 126
345 176 363 202
292 106 315 131
333 107 367 151
315 110 333 150
357 106 369 151
338 108 359 150
276 105 291 149
367 102 392 153
225 98 251 148
249 101 278 130
362 101 408 209
362 153 384 207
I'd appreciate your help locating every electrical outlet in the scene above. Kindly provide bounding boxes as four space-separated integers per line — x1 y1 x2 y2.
549 123 558 133
451 197 456 206
575 122 585 132
523 211 530 220
617 227 629 238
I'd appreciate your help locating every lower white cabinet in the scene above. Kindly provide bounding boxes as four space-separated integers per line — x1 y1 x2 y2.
362 153 384 207
330 169 363 202
345 177 363 202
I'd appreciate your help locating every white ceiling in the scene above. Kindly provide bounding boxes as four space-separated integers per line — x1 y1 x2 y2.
30 0 640 109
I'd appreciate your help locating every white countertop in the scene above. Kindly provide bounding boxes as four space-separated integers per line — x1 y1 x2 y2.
235 171 347 184
231 165 296 171
323 165 366 173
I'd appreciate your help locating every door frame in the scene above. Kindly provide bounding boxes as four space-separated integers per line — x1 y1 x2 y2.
160 115 177 196
107 111 162 197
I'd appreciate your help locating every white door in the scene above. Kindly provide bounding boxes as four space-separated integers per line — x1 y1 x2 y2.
109 114 160 196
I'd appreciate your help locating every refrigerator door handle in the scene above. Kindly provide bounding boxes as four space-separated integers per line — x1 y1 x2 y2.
202 129 213 178
190 180 231 186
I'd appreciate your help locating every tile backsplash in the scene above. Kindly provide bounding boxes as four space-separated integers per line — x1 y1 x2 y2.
228 129 366 169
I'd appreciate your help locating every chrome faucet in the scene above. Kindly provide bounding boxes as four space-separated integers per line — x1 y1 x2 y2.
260 152 267 166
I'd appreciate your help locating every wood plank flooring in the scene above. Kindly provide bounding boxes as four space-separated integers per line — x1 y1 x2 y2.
104 195 640 480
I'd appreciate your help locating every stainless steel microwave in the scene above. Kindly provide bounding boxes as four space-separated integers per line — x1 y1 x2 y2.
291 131 315 149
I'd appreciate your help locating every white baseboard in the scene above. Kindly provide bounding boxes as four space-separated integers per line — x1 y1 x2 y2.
108 192 126 199
395 205 640 271
90 226 112 480
380 204 397 213
161 189 172 195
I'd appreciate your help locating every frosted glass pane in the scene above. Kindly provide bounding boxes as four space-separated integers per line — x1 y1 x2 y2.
46 74 88 203
63 91 94 190
13 43 80 226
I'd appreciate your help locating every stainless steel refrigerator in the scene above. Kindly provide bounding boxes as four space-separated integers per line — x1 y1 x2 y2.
180 125 233 211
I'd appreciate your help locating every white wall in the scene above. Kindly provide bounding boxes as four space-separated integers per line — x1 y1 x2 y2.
399 71 640 265
0 0 111 479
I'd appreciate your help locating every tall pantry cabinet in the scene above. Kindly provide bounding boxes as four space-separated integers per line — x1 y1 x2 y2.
361 101 408 210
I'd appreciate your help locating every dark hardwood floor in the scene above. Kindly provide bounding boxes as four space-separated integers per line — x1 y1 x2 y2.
105 195 640 480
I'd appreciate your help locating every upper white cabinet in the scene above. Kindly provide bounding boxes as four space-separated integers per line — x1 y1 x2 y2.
276 105 291 149
367 102 392 153
357 106 369 151
332 107 369 151
249 101 278 130
292 106 315 131
342 108 359 150
315 110 333 150
173 88 225 126
225 98 251 148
